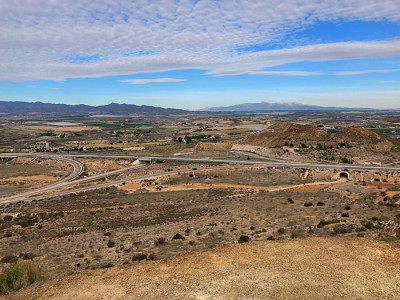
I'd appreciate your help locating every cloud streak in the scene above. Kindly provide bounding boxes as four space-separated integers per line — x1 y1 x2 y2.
1 0 400 81
334 69 400 75
119 78 185 84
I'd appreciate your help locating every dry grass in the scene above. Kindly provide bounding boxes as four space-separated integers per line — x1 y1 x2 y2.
0 262 42 294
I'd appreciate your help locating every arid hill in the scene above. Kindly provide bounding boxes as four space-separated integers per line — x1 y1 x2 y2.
240 123 398 154
10 237 400 300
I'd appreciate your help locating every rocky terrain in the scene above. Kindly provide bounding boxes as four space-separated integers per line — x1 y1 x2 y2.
9 237 400 300
238 123 400 163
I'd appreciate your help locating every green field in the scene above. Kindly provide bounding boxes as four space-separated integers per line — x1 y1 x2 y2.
370 128 400 133
86 123 151 128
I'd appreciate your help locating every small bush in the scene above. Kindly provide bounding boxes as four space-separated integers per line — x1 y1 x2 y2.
331 225 350 235
4 232 12 238
3 215 13 222
277 228 286 235
355 227 366 232
107 240 115 248
103 232 111 236
317 201 325 206
173 233 184 240
341 212 349 217
304 202 313 207
238 235 250 243
1 255 18 264
21 253 35 260
365 221 374 230
291 232 298 239
147 253 156 261
287 198 294 204
345 206 351 210
100 263 114 269
154 237 166 246
132 253 147 261
317 219 340 228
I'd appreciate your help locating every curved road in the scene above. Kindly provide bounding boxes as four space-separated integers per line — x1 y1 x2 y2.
0 156 83 203
0 164 256 204
1 152 400 204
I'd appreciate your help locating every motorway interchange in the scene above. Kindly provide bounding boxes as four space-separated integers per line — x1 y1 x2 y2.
1 152 400 204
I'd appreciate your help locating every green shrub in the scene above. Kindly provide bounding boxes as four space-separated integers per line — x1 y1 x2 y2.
317 219 340 228
100 263 114 269
132 253 147 261
3 215 13 222
365 221 374 230
238 235 250 243
291 232 298 239
0 262 42 294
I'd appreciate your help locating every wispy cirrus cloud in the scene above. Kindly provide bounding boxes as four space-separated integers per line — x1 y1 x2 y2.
334 69 400 75
248 71 321 76
119 78 185 84
1 0 400 81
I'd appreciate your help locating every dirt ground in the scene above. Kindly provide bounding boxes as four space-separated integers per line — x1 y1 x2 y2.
9 237 400 300
1 163 400 299
0 159 70 197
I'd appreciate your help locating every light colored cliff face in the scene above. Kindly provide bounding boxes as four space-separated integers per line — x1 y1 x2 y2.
231 144 272 157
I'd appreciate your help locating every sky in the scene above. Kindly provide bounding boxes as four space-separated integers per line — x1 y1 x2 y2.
1 0 400 110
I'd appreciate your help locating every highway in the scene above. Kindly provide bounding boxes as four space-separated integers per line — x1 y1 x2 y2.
1 152 400 204
0 163 144 203
2 152 400 171
0 164 256 204
0 156 83 202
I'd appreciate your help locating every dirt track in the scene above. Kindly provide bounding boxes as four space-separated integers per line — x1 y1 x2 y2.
9 237 400 300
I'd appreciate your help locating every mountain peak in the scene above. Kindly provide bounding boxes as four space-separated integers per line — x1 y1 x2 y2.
203 101 371 111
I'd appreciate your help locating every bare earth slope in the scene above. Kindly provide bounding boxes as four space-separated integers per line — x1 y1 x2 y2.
240 123 330 147
10 237 400 300
240 122 398 154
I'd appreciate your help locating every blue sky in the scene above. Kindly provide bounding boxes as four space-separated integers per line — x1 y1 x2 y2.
1 0 400 109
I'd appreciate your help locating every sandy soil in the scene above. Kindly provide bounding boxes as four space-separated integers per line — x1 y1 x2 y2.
84 159 132 170
9 237 400 300
0 175 59 184
119 179 343 193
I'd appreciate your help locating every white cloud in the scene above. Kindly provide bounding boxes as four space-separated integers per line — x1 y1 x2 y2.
119 78 185 84
334 69 400 75
1 0 400 81
248 71 321 76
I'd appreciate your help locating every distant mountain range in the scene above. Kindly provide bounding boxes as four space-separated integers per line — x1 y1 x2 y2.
0 101 185 115
0 100 375 116
203 101 372 111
